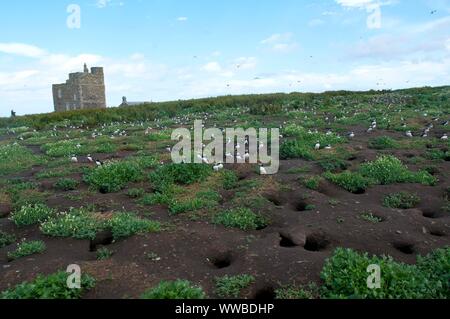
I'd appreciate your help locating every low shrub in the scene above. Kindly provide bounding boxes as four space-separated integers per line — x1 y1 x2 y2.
383 192 420 209
275 283 320 299
320 247 449 299
215 275 255 298
10 204 55 227
96 247 113 260
54 178 79 191
318 157 349 172
303 176 323 190
141 280 206 299
0 231 16 248
127 188 145 198
1 271 95 299
280 140 314 160
7 240 46 261
40 208 103 240
84 161 143 193
368 136 398 150
222 170 239 190
359 156 437 186
107 212 160 240
213 208 268 231
324 171 372 194
149 163 211 193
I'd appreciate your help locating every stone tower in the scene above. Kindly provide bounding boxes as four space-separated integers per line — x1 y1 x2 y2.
52 64 106 112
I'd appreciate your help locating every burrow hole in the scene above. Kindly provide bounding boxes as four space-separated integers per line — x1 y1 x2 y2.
304 233 330 252
393 242 416 255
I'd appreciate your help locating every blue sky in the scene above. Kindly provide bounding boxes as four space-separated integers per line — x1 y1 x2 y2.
0 0 449 116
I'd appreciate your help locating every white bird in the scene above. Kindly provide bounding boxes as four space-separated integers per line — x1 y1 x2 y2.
213 163 224 172
71 156 78 163
87 155 93 162
367 127 373 133
325 145 332 150
441 134 448 140
260 166 267 175
95 159 103 167
315 142 321 150
349 132 355 138
406 131 413 138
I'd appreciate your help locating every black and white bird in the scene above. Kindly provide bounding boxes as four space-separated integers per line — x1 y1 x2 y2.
441 134 448 140
406 131 413 138
95 159 104 167
71 156 78 163
87 154 93 163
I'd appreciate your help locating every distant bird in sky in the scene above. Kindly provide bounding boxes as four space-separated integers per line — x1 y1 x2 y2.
430 10 437 14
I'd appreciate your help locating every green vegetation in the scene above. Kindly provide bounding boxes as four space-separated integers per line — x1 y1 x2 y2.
40 208 160 241
40 208 103 240
303 176 323 190
213 208 268 231
0 144 45 176
276 283 320 299
359 156 437 186
320 247 449 299
7 240 46 261
1 271 95 299
10 204 55 227
96 247 114 260
54 178 79 191
0 231 16 248
318 157 349 172
222 170 239 190
324 171 372 194
360 212 383 223
141 280 205 299
383 192 420 209
215 274 255 298
149 163 212 193
108 212 160 240
368 136 398 150
127 188 145 198
84 160 143 193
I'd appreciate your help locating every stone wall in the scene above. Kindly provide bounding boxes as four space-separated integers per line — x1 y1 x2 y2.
52 66 106 112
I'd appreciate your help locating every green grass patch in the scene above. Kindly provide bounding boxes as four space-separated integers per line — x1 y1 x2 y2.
84 160 143 193
141 280 206 299
10 204 55 227
215 274 255 298
54 178 79 191
0 144 45 176
7 240 46 261
320 247 449 299
213 208 268 231
1 271 95 299
0 231 16 248
383 192 420 209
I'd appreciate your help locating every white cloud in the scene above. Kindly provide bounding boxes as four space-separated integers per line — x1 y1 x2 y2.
177 17 188 22
335 0 376 8
0 43 47 58
202 62 222 72
261 33 299 53
234 57 257 70
308 19 325 27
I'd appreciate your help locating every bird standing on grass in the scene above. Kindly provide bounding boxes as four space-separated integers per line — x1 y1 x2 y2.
441 134 448 140
315 142 321 150
406 131 413 138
